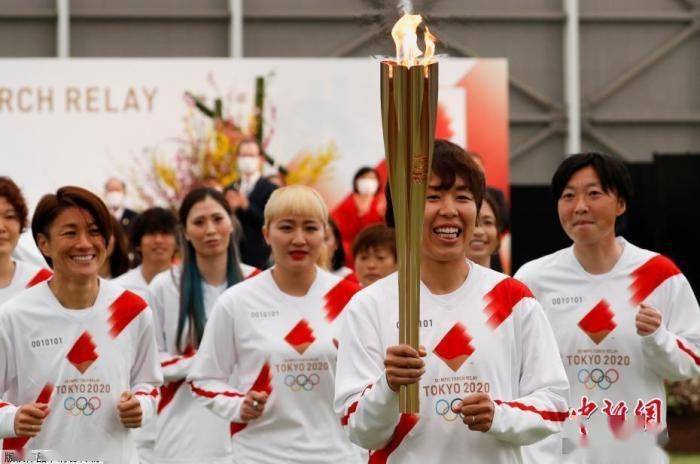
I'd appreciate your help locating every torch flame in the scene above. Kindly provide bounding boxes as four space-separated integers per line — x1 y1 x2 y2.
421 26 436 66
391 14 437 67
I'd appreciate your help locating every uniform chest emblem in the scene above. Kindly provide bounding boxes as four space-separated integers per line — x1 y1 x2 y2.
284 319 316 355
433 322 475 371
578 300 617 344
66 331 99 374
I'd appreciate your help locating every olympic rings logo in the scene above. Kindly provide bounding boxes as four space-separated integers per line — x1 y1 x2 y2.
64 396 101 416
435 398 463 422
284 374 320 392
577 368 619 390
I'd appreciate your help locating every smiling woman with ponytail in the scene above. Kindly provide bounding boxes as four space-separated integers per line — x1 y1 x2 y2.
147 187 258 464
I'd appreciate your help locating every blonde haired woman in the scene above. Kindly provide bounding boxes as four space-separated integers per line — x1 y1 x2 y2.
188 185 362 463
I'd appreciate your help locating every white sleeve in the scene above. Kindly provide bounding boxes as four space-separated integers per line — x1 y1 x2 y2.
487 298 570 446
513 262 538 296
334 295 400 450
147 282 195 382
641 275 700 381
0 322 18 438
131 308 164 423
187 300 246 422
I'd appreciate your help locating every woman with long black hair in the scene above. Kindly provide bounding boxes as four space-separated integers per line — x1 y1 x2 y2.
148 187 257 464
188 185 363 463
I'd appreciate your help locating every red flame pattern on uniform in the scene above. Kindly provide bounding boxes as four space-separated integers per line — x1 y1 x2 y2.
368 413 419 464
629 255 680 305
323 277 361 322
3 383 54 452
108 290 148 338
484 278 533 329
230 362 273 436
26 268 52 288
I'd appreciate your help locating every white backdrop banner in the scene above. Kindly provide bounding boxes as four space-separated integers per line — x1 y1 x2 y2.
0 58 508 210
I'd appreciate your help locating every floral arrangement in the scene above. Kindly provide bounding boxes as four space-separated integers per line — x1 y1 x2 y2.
130 73 337 209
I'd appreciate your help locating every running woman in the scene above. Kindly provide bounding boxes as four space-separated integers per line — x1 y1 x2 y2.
0 186 161 463
148 187 257 464
113 207 178 464
188 185 363 464
114 207 179 299
0 177 51 306
516 153 700 463
334 140 570 464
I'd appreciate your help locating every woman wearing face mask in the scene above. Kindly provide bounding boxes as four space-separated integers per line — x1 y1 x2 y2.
0 177 52 306
148 187 259 464
226 139 278 269
0 186 161 463
188 185 363 464
331 166 385 267
466 192 504 270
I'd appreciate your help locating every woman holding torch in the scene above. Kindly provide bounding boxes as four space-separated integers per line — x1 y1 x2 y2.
187 185 363 463
334 141 569 463
0 186 162 463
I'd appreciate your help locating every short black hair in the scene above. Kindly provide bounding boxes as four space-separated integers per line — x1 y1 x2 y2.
384 139 486 227
352 166 380 194
352 224 396 260
552 152 633 205
551 152 633 231
32 186 113 268
130 207 178 260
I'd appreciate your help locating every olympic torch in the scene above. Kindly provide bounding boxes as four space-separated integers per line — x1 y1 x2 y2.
381 15 438 414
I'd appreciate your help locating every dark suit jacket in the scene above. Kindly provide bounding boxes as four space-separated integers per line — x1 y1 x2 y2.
120 208 138 232
233 177 278 269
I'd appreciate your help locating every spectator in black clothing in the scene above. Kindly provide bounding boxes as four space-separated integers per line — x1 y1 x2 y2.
104 177 138 232
225 139 278 268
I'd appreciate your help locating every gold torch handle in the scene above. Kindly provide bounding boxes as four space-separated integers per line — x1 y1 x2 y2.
381 61 439 414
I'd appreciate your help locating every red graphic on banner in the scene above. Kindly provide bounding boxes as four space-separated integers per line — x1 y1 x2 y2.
435 103 454 140
456 61 510 198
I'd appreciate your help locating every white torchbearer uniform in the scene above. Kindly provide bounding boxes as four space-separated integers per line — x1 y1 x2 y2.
148 264 258 464
516 238 700 463
0 260 52 306
114 266 150 300
113 264 162 464
187 267 364 464
0 279 162 464
334 263 570 464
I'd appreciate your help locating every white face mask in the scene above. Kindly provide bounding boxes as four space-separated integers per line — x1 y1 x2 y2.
237 156 260 176
105 191 124 209
356 178 379 196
